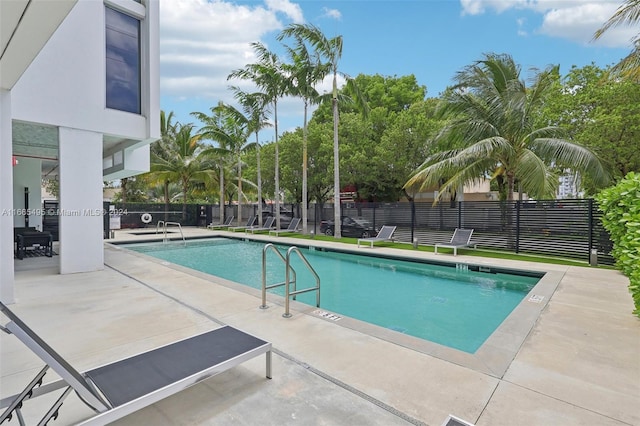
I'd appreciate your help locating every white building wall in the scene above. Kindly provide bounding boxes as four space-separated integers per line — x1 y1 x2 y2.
11 0 158 142
1 90 15 303
58 128 104 274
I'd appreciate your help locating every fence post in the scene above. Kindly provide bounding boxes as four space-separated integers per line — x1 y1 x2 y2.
373 203 377 229
515 200 521 254
458 201 462 229
410 199 415 243
588 198 594 264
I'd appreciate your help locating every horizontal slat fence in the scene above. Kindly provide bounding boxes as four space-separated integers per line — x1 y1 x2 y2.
106 199 614 266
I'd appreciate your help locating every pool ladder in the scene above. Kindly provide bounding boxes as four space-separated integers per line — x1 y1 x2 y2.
155 221 186 245
260 244 320 318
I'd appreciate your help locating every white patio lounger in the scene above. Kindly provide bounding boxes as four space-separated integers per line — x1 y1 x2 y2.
245 216 275 234
207 215 234 229
0 302 271 426
357 225 397 248
228 215 256 231
269 217 301 237
434 228 474 256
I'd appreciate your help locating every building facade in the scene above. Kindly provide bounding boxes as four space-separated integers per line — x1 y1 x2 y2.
1 0 160 302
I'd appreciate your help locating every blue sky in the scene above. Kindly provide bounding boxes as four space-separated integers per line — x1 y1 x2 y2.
160 0 635 137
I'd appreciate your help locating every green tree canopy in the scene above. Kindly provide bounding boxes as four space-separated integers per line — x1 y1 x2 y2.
405 53 611 202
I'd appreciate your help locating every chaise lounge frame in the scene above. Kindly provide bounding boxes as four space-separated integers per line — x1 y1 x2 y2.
269 217 301 237
434 228 474 256
245 216 275 234
357 225 397 248
0 302 271 425
207 215 234 229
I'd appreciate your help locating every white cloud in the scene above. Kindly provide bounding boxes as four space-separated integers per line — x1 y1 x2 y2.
459 0 636 47
540 3 637 47
321 7 342 20
265 0 304 23
160 0 302 103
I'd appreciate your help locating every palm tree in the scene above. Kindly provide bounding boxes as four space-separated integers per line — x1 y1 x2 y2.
152 110 179 219
404 53 611 202
192 103 232 224
196 103 256 226
278 24 367 238
150 123 218 219
229 87 271 226
277 27 330 234
594 0 640 81
228 43 290 229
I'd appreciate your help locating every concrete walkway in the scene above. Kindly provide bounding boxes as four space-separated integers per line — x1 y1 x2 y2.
2 228 638 425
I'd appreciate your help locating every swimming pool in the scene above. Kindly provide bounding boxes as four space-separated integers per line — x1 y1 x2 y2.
124 238 541 353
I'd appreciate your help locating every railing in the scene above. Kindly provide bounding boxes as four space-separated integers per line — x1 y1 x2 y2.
260 244 296 309
156 221 186 245
260 244 320 318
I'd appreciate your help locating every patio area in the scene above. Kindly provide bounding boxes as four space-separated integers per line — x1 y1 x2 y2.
2 227 638 425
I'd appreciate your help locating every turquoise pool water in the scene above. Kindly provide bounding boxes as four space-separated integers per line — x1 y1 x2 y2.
125 238 540 353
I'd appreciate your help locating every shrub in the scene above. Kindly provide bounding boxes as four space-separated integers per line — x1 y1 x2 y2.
597 172 640 317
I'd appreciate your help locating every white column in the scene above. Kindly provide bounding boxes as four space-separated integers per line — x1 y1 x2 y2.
58 127 104 274
0 90 15 303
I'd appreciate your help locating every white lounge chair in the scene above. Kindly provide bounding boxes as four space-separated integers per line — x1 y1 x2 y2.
434 228 474 256
207 215 234 229
0 301 271 425
269 217 301 236
228 216 256 232
357 225 397 248
245 216 275 234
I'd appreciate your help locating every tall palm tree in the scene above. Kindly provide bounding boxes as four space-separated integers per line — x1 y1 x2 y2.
404 53 611 202
196 103 256 226
594 0 640 81
228 42 290 228
277 27 330 234
192 103 232 224
153 110 179 218
278 24 367 238
151 123 218 219
229 87 271 226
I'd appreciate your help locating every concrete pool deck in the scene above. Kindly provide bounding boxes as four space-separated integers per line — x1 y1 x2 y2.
2 227 639 425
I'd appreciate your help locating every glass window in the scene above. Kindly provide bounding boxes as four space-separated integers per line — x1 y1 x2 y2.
105 6 140 114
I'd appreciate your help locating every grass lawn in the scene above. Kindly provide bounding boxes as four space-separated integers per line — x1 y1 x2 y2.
284 234 611 268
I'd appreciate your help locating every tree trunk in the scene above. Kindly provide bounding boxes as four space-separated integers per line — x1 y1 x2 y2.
182 179 188 220
274 100 280 230
332 72 341 238
237 155 242 227
505 172 516 249
164 180 169 222
121 178 128 204
302 100 309 234
256 131 262 228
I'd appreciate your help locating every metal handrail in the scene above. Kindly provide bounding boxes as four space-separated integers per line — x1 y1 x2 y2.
260 244 296 309
283 246 320 318
157 221 186 245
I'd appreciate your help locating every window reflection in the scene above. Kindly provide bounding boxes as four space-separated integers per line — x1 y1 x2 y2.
105 7 140 114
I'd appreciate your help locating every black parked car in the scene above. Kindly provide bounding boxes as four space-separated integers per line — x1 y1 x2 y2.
319 217 377 238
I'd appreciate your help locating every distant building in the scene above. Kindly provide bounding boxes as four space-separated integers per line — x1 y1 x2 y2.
557 171 583 199
1 0 160 302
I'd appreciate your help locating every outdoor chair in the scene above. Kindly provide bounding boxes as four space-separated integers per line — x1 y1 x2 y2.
269 217 301 237
0 301 271 425
15 230 53 259
434 228 474 256
228 216 256 232
207 215 234 229
357 225 397 248
245 216 275 234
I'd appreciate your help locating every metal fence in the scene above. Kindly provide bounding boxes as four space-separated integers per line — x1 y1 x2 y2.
106 199 614 266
